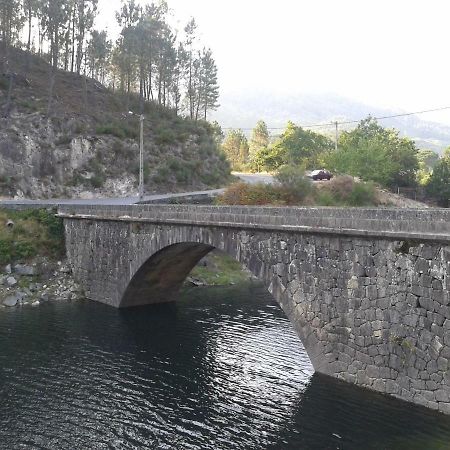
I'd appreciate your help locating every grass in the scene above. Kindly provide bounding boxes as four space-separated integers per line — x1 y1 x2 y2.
0 208 65 265
189 251 252 285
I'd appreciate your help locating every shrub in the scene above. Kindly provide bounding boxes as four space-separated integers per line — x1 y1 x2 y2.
90 174 105 188
217 182 284 205
96 122 138 139
315 176 376 206
315 190 336 206
347 182 376 206
325 175 355 198
275 165 315 202
152 164 170 184
154 127 177 145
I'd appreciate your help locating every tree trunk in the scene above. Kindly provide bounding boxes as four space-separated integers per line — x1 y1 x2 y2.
2 73 14 118
71 8 76 72
47 67 56 118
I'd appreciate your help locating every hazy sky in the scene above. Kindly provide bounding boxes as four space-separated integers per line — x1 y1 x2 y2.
97 0 450 124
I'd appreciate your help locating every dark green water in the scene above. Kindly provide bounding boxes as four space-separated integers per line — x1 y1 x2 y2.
1 284 450 449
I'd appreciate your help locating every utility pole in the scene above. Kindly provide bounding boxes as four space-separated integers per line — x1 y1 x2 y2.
139 115 144 200
334 121 338 151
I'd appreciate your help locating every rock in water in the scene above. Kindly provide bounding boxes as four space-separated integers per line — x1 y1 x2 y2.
3 295 19 307
5 264 11 274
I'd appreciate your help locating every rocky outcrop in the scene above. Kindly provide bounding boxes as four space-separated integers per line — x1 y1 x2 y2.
0 258 82 308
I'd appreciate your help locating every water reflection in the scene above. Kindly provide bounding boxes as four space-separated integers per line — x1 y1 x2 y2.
0 284 449 449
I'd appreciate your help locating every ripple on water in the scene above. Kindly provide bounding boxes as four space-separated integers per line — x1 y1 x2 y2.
1 284 450 449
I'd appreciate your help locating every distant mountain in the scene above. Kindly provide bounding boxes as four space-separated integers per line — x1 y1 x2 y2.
212 92 450 154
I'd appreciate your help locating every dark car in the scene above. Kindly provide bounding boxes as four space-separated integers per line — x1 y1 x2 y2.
309 169 333 181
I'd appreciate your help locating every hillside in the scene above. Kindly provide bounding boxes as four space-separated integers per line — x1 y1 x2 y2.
0 46 231 199
213 91 450 154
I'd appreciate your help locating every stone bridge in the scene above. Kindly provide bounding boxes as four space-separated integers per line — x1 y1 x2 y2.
59 204 450 414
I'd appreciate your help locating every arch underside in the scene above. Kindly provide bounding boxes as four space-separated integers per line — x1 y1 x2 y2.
120 242 215 308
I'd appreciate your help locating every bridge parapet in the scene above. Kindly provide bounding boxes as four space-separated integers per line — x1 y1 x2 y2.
58 204 450 241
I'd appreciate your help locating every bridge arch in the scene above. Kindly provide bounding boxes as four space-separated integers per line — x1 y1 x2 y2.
118 233 332 374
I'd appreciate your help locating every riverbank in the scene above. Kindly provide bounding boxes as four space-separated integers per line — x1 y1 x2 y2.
186 249 254 286
0 258 82 308
0 208 82 308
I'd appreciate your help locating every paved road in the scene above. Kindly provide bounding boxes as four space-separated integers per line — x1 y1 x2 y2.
0 189 224 207
0 173 274 207
232 172 275 185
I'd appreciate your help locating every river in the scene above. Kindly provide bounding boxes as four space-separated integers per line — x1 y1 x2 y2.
1 284 450 449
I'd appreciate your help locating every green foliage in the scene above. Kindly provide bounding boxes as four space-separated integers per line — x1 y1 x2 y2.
222 129 249 170
274 165 314 202
417 149 440 169
0 208 64 264
210 121 224 145
251 144 284 172
96 121 138 139
347 182 376 206
252 121 333 171
154 127 178 145
153 158 203 185
315 175 376 207
188 251 251 286
249 120 270 162
325 117 419 189
426 156 450 207
90 174 105 188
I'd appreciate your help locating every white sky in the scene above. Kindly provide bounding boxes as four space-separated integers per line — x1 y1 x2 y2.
97 0 450 125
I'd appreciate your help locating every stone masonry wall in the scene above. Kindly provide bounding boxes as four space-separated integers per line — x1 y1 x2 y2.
62 207 450 414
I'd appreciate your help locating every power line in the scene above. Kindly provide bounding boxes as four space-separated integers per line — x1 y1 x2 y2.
221 105 450 132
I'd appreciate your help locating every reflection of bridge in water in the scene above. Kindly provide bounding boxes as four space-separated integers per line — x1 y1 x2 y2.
59 204 450 414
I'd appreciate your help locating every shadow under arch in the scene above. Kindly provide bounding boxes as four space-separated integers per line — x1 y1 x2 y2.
121 242 215 308
119 241 330 374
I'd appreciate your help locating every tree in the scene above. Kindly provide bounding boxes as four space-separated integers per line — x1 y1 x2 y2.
210 120 224 145
426 154 450 207
0 0 24 47
252 121 333 171
23 0 39 53
40 0 70 69
198 48 219 120
86 30 111 81
75 0 98 74
249 120 270 160
184 17 197 119
1 0 220 120
417 149 440 185
222 129 248 169
326 117 419 188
